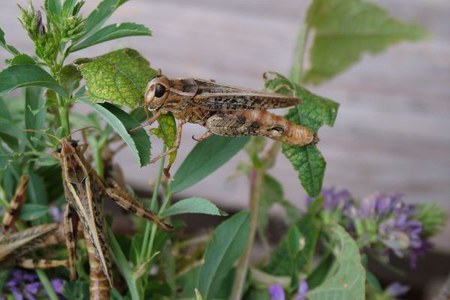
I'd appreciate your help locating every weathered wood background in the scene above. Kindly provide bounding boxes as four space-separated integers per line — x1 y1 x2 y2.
1 0 449 252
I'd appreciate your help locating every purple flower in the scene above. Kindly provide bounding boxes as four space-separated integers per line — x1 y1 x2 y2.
49 205 63 222
321 187 352 211
386 282 410 297
269 284 285 300
25 282 41 294
293 280 308 300
51 278 64 293
36 11 45 35
4 268 66 299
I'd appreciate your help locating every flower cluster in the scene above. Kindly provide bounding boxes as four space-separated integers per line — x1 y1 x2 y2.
269 280 308 300
310 188 444 268
2 269 65 300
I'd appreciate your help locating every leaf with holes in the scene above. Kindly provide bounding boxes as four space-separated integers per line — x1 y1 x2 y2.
76 48 157 107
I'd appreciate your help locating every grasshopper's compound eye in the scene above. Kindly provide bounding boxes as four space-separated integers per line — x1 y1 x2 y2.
154 84 166 98
69 139 78 148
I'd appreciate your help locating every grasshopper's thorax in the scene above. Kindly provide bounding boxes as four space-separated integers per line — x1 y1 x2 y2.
172 106 216 125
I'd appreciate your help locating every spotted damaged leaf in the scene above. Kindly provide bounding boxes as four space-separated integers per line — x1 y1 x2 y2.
264 72 338 197
150 113 177 174
76 48 157 107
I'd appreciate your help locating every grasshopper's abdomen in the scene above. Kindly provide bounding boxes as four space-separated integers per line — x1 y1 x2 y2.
206 110 316 146
85 238 110 300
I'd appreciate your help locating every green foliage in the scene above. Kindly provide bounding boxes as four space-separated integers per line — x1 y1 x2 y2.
308 225 366 299
82 101 151 166
162 197 227 217
170 136 249 193
77 48 157 107
70 23 151 52
0 65 67 97
150 113 178 170
303 0 428 84
197 211 250 299
416 203 447 237
264 72 338 196
0 0 441 299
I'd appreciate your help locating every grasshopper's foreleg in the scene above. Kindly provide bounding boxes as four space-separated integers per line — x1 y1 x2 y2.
105 186 173 231
130 111 161 133
64 204 78 280
149 119 185 164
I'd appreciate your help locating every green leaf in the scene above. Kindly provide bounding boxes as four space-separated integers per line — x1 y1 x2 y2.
264 208 321 278
45 0 62 18
70 22 151 52
10 54 37 65
259 175 284 231
197 211 250 299
0 96 12 121
25 87 45 147
82 101 150 167
150 114 177 169
27 170 48 206
77 48 157 107
19 204 48 221
74 0 128 42
0 117 31 151
283 145 326 197
162 197 227 217
304 0 429 84
0 65 67 97
264 73 338 196
170 136 249 193
0 28 20 55
308 225 365 300
264 72 339 132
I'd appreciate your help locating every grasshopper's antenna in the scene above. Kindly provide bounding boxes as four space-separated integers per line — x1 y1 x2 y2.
23 129 61 143
71 126 100 137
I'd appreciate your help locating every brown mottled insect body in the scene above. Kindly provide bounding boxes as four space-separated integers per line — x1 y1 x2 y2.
144 75 316 162
57 138 173 299
0 176 68 270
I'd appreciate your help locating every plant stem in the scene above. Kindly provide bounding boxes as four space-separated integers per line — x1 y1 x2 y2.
36 270 58 300
290 24 310 84
230 168 264 300
139 152 166 261
56 95 71 136
107 227 140 300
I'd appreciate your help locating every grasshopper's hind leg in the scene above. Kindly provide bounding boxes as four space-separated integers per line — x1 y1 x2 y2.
206 111 316 146
64 205 79 280
105 187 173 231
16 258 69 269
205 113 265 137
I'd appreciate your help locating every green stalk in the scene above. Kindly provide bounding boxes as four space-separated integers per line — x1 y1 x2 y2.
230 168 264 300
290 24 310 84
36 270 58 300
139 152 166 261
107 227 140 300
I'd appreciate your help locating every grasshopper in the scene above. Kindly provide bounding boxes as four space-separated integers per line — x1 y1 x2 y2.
0 175 68 270
57 138 172 299
143 74 317 163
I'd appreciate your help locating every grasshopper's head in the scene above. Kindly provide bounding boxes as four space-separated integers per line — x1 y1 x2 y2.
56 139 79 155
145 75 170 112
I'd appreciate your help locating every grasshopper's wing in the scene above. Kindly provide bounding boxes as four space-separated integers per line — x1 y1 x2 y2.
189 79 299 111
0 224 59 263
